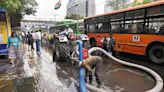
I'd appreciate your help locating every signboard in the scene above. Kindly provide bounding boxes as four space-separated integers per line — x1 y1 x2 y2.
132 36 140 42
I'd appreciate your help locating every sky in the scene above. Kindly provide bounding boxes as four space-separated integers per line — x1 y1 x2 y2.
24 0 106 21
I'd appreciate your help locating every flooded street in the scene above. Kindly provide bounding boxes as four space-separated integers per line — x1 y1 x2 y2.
1 0 164 92
56 56 156 92
0 47 161 92
0 48 77 92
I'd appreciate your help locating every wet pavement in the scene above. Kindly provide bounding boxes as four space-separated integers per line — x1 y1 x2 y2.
0 46 77 92
0 46 162 92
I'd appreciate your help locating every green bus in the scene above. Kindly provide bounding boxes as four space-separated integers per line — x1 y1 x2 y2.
49 19 84 35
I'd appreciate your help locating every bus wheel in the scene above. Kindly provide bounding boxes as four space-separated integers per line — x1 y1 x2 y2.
148 45 164 64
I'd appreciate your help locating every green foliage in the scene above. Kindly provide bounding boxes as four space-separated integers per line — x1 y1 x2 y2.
0 0 22 13
143 0 152 4
105 0 130 10
0 0 37 15
21 0 38 15
0 0 38 27
131 0 153 6
106 0 153 10
65 14 84 20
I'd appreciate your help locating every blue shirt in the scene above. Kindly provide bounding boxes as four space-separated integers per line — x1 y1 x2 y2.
8 37 20 48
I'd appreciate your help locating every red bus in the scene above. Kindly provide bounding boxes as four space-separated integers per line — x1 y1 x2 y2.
84 1 164 63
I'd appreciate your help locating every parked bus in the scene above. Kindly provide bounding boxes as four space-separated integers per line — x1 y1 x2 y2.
84 1 164 63
49 19 84 35
0 9 11 56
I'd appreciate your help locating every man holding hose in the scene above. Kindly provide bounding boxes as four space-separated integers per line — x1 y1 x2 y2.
80 56 103 88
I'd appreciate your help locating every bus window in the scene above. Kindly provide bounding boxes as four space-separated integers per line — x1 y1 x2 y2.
134 9 145 19
125 20 133 33
147 4 164 17
125 19 144 33
89 24 96 33
110 13 124 21
159 25 164 34
146 17 164 34
102 23 110 33
158 18 164 34
98 23 102 28
111 21 124 33
97 23 102 33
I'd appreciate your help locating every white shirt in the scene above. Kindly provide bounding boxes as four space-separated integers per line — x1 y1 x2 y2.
31 33 35 39
21 32 25 36
35 32 41 40
59 28 73 35
67 28 73 33
101 37 111 44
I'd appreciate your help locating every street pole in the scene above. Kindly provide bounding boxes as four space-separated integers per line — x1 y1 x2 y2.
76 2 79 35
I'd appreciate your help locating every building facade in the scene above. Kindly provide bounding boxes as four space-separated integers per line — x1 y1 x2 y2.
20 19 56 32
67 0 95 17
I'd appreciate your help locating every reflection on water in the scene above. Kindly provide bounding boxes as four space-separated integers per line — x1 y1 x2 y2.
99 58 155 92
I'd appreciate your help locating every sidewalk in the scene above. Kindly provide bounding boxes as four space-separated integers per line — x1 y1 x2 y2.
0 44 74 92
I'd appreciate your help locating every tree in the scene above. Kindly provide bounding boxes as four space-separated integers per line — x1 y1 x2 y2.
131 0 153 6
65 14 84 20
0 0 37 15
0 0 38 27
0 0 22 13
143 0 152 4
21 0 38 15
105 0 131 10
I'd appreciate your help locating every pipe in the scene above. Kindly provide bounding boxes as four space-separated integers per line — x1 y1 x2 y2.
70 77 108 92
77 40 87 92
88 47 163 92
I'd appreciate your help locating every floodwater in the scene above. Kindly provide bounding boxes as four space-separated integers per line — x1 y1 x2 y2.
0 48 77 92
0 46 156 92
56 56 156 92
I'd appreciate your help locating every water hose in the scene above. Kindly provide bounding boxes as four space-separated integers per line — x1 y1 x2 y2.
70 77 108 92
77 40 87 92
88 47 163 92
